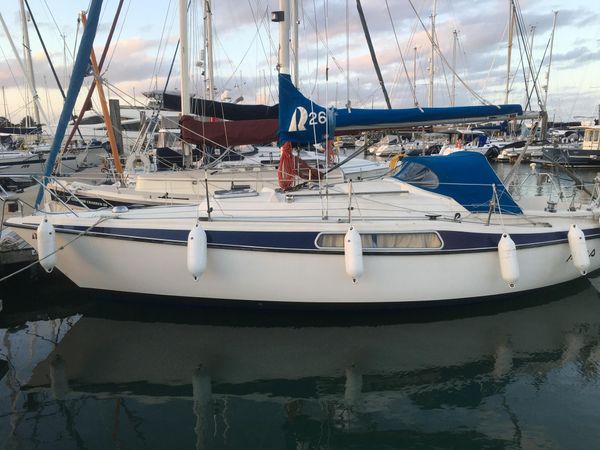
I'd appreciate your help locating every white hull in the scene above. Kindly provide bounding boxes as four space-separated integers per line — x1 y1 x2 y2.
0 151 80 179
9 210 600 304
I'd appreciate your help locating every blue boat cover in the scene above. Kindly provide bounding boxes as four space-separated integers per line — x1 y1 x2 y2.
394 152 522 215
278 74 523 145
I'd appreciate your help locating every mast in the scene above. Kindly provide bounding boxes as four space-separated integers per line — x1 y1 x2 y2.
413 47 417 102
0 11 50 132
277 0 290 75
24 0 85 141
19 0 40 126
2 86 7 120
345 0 350 110
524 25 536 104
428 0 436 107
356 0 391 109
504 0 515 104
543 11 558 109
179 0 191 166
290 0 299 87
204 0 214 101
451 30 457 107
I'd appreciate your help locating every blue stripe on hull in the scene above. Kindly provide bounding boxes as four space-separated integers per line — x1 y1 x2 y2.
23 223 600 254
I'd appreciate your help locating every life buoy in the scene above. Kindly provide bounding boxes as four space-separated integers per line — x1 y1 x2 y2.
125 152 151 173
326 140 336 165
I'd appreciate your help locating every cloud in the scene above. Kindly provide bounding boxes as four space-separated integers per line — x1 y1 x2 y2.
2 0 598 122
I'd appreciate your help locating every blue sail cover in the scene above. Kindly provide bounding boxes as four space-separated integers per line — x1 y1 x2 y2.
278 74 523 144
394 151 522 214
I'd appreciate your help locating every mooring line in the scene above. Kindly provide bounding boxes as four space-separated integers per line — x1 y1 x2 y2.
0 216 110 283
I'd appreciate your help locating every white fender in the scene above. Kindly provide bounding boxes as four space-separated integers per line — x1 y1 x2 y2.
187 222 207 280
344 226 363 283
36 217 56 273
567 224 590 275
498 233 519 288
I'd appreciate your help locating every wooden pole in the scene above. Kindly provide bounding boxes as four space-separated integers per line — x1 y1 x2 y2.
81 12 123 174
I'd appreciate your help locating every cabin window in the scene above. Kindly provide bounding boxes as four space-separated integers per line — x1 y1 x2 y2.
593 130 600 143
395 162 440 188
316 232 443 250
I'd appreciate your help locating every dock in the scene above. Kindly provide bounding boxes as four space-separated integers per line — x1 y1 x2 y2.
1 185 38 273
0 229 36 270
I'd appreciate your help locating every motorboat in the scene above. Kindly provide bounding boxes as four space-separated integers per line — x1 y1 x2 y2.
438 129 506 160
367 134 405 157
542 126 600 167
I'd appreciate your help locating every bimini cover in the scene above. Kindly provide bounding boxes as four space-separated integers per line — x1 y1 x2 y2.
393 152 522 214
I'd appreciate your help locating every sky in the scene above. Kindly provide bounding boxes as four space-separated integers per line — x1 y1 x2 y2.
0 0 599 129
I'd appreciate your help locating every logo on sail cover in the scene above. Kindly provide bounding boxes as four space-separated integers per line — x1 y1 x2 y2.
288 106 308 132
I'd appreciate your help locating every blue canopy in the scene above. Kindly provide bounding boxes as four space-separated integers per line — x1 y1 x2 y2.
393 152 522 215
278 74 523 145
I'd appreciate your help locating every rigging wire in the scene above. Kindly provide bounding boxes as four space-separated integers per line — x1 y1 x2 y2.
246 0 277 103
407 0 494 106
149 0 176 92
103 0 133 75
512 0 544 110
385 0 419 107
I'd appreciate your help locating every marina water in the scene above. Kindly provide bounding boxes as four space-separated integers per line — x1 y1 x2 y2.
2 268 600 448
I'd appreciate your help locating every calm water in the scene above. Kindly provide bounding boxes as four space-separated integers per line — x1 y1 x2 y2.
2 268 600 449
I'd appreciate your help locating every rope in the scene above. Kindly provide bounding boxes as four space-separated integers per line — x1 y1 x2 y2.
0 216 109 283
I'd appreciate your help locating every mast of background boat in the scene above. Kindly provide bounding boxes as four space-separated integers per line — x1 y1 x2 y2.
204 0 214 102
0 12 52 133
23 0 85 142
413 47 417 101
356 0 391 109
291 0 299 87
80 12 123 176
451 30 457 107
345 0 350 110
179 0 192 167
504 0 515 104
523 25 536 109
542 11 558 109
2 86 7 120
19 0 40 127
428 0 436 107
34 0 103 208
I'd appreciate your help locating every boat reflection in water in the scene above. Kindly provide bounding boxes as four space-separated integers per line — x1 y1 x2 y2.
3 278 600 448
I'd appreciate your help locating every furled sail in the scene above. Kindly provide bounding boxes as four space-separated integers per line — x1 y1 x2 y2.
161 93 278 121
180 116 278 147
278 74 524 144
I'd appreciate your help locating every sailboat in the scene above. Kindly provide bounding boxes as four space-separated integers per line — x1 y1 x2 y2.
5 72 600 305
5 1 600 306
